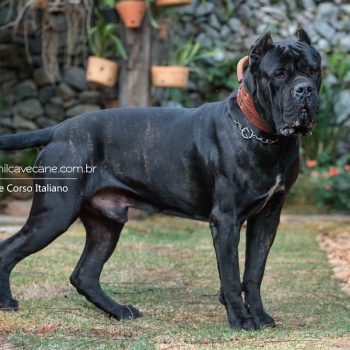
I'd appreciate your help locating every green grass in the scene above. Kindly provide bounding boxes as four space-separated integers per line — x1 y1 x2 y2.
0 216 349 349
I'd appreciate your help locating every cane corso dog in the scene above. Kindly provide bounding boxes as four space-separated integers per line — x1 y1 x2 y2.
0 29 321 330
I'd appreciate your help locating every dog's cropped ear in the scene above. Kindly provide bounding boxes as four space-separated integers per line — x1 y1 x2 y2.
297 28 312 45
249 32 273 71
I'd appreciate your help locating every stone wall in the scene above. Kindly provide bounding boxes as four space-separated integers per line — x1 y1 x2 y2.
1 66 103 134
166 0 350 108
1 0 349 135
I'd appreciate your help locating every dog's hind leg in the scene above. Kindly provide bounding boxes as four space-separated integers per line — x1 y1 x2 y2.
70 209 142 320
0 191 79 310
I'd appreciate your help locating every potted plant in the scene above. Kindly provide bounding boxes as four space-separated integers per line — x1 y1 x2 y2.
86 11 127 88
32 0 48 8
152 39 218 88
115 0 147 28
155 0 191 7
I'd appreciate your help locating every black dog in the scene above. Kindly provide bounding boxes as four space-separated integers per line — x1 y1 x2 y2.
0 30 321 330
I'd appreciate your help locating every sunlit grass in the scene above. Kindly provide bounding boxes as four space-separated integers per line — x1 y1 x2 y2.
0 216 349 349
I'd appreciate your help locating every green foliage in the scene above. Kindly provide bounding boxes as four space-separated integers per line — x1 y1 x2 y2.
99 0 116 8
300 83 344 160
198 55 243 91
301 51 350 160
169 38 220 67
89 10 127 59
328 51 350 80
303 157 350 213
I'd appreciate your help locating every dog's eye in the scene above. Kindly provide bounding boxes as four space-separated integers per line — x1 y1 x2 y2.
274 71 285 79
309 69 317 76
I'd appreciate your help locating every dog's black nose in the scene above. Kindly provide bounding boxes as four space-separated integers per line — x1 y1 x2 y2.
293 82 313 96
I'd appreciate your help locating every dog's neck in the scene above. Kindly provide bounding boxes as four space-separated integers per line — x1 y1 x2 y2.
236 56 275 134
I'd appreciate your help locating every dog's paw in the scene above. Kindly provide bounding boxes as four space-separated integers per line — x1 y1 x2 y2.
109 304 143 320
0 298 19 311
121 304 143 320
229 315 260 331
245 304 275 328
256 311 275 328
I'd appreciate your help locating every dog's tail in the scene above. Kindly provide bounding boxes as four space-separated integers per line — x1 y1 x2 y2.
0 126 56 151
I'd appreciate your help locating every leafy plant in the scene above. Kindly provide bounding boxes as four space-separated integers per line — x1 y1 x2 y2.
99 0 116 8
89 10 127 60
328 51 350 80
169 38 220 67
303 158 350 213
300 83 344 160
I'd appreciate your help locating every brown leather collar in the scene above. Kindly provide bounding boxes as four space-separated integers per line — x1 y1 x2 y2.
236 56 270 133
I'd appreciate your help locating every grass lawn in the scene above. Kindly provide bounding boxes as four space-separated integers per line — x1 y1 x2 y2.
0 215 349 349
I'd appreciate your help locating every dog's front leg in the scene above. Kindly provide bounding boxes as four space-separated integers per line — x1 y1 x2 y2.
242 199 284 328
210 208 259 330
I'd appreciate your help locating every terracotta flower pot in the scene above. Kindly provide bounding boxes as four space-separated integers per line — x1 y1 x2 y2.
151 66 189 88
155 0 192 7
86 56 119 88
32 0 48 8
115 0 147 28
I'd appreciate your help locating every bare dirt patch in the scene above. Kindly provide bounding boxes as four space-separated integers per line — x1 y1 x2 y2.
318 226 350 295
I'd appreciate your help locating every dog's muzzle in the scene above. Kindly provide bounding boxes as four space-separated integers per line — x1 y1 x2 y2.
280 80 318 136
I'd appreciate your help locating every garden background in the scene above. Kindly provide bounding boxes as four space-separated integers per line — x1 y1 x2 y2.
0 0 350 212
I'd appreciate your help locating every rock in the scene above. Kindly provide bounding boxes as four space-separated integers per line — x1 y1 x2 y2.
220 25 231 39
12 35 42 55
0 117 14 129
66 104 100 118
195 2 215 17
335 90 350 124
2 69 16 82
16 80 37 101
63 98 79 109
2 94 15 107
228 18 241 32
63 67 88 91
2 79 18 93
44 103 65 122
196 33 213 47
201 25 221 40
79 90 101 104
34 68 52 86
344 71 350 84
15 99 43 120
314 20 336 41
49 96 64 106
339 36 350 51
209 14 221 30
36 117 57 128
57 82 76 100
343 4 350 15
301 0 315 11
325 73 338 86
236 4 252 20
176 2 196 16
38 86 56 104
317 38 329 50
318 2 339 22
13 115 37 130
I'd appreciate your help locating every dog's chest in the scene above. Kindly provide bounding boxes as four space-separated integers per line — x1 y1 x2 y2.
250 174 286 213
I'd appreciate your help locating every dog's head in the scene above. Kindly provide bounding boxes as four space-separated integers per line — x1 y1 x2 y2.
245 29 322 136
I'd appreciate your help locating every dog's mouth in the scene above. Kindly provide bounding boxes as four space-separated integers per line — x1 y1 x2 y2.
280 106 316 136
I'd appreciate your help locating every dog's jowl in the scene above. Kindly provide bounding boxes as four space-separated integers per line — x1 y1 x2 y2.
0 30 321 330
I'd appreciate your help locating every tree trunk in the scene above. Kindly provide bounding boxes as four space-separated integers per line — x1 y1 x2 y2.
118 16 151 107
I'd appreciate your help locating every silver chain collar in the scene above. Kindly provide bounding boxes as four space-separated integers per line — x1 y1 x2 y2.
227 100 279 145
